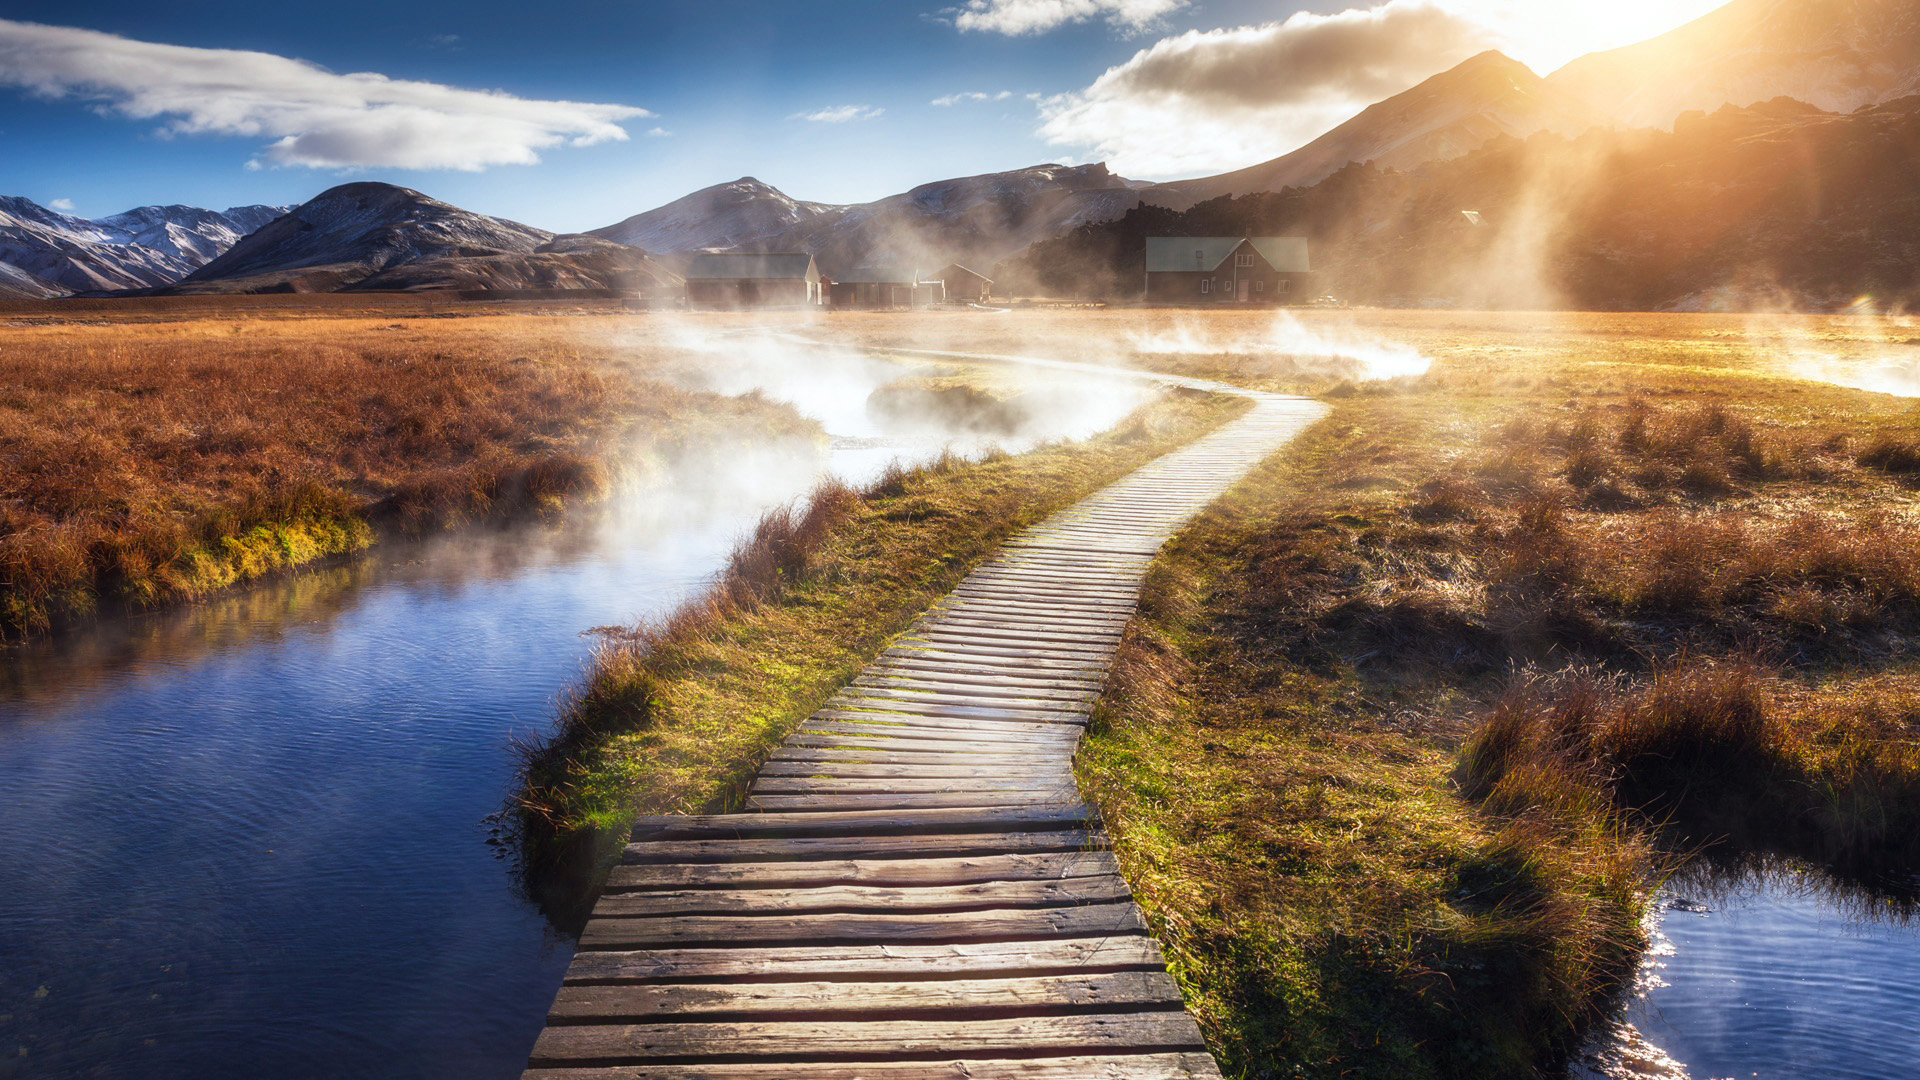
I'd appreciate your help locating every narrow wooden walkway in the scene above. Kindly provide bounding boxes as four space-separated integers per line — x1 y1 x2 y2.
525 385 1327 1079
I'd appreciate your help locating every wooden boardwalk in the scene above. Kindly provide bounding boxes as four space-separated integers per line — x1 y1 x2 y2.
525 386 1326 1079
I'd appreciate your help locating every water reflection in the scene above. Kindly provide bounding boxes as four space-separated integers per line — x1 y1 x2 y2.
1577 859 1920 1080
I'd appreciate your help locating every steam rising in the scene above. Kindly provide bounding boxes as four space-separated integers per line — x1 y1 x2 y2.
1787 348 1920 398
1128 310 1432 381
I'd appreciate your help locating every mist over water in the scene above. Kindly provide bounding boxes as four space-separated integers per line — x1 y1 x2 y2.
1126 310 1433 381
0 330 1153 1080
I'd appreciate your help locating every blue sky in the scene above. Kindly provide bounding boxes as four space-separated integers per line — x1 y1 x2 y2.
0 1 1724 232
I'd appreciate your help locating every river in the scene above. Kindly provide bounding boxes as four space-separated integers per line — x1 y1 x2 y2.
0 342 1147 1080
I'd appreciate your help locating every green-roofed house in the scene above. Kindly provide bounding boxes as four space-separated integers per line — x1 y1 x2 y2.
1143 237 1311 305
684 252 823 308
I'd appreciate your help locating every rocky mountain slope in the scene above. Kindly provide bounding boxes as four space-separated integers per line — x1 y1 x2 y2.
170 182 675 295
1157 51 1614 205
594 177 845 254
172 183 555 292
1550 0 1920 127
0 197 287 294
1001 94 1920 312
593 164 1151 275
600 54 1607 274
0 259 67 300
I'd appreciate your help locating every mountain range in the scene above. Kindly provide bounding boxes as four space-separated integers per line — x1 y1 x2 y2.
0 198 287 297
4 0 1919 305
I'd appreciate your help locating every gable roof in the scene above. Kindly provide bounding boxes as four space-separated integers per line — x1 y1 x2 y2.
1144 237 1310 274
685 253 817 280
1248 237 1310 273
935 263 992 283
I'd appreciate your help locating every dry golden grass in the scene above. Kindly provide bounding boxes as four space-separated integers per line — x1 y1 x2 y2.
0 308 820 637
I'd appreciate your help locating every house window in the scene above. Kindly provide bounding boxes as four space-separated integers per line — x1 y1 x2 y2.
1200 279 1210 294
1255 279 1264 293
1235 254 1255 268
1278 279 1291 292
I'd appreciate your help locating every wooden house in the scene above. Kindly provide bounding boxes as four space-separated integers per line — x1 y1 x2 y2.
933 263 992 303
830 268 919 310
1143 237 1310 305
685 253 823 308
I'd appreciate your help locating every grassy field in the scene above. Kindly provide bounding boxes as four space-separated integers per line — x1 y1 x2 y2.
805 308 1920 1074
23 298 1920 1074
0 307 832 638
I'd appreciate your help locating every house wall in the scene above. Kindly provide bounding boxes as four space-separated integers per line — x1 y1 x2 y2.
938 270 991 302
687 278 818 309
1145 270 1312 305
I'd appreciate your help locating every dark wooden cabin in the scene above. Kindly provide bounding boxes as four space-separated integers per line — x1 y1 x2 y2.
933 263 992 303
1144 237 1310 305
685 253 823 308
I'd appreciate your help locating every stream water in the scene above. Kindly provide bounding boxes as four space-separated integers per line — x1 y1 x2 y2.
1577 863 1920 1080
0 344 1147 1080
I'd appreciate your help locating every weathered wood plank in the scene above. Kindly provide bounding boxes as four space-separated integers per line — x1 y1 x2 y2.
744 780 1082 807
770 746 1074 766
760 757 1075 772
527 1011 1207 1064
577 902 1149 949
620 830 1106 866
604 851 1121 892
748 777 1083 797
547 970 1183 1021
628 805 1090 841
591 876 1132 917
526 1051 1223 1078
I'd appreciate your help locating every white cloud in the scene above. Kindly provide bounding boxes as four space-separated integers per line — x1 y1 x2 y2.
48 197 74 211
0 18 650 171
793 104 885 123
646 126 673 137
1037 2 1493 177
931 90 1015 106
954 0 1188 35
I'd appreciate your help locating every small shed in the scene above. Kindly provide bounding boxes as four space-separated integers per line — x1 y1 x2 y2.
685 252 823 308
932 263 992 303
1144 237 1311 305
830 268 918 310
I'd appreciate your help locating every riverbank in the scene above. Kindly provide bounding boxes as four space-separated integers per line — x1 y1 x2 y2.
0 313 823 640
513 387 1249 914
1075 313 1920 1076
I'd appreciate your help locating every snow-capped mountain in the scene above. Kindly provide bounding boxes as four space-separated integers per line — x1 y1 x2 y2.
593 177 846 254
1159 51 1613 205
0 258 66 300
0 197 290 295
173 182 674 295
1549 0 1920 127
595 163 1151 274
178 182 555 292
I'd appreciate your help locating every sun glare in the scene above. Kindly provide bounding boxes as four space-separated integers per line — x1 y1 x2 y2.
1448 0 1730 72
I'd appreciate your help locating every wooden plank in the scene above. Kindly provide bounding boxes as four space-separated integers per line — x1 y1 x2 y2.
547 970 1183 1020
628 805 1090 841
799 719 1083 745
563 935 1169 985
770 747 1073 766
829 688 1093 716
591 876 1132 917
620 830 1106 866
577 902 1149 949
749 778 1084 797
748 793 1082 813
789 726 1079 750
852 676 1098 703
760 757 1075 772
812 705 1087 731
527 1011 1206 1064
525 1051 1224 1078
604 851 1121 892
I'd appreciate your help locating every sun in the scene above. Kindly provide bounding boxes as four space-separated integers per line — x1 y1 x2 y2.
1444 0 1732 73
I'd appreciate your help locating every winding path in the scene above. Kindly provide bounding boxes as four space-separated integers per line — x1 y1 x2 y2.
524 360 1326 1079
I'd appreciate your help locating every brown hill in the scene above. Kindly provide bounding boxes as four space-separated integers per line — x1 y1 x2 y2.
1000 94 1920 312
